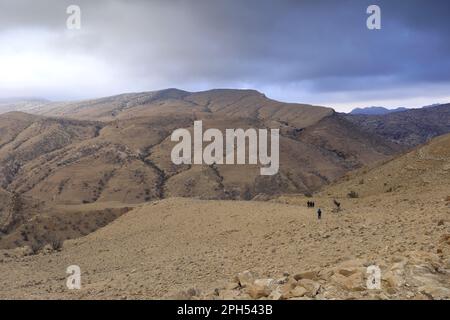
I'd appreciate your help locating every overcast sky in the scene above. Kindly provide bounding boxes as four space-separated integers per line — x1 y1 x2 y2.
1 0 450 112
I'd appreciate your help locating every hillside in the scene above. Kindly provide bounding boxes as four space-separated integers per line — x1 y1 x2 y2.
344 103 450 147
321 132 450 199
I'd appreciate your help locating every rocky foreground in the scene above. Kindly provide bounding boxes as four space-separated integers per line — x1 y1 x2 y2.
176 249 450 300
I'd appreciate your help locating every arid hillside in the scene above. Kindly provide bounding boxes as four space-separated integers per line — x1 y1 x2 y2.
344 103 450 147
0 89 400 205
321 132 450 199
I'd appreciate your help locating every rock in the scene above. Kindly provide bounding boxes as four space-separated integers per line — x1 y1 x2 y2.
297 279 321 297
41 244 54 254
383 271 405 289
278 278 297 299
337 267 360 277
219 289 241 300
439 234 450 245
247 284 270 299
293 270 318 281
236 270 258 287
290 286 308 298
13 246 33 257
268 287 283 300
419 286 450 300
246 279 276 299
390 258 408 271
186 287 201 297
331 272 365 292
225 282 240 290
444 258 450 269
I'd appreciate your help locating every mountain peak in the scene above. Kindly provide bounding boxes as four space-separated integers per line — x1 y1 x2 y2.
349 106 408 115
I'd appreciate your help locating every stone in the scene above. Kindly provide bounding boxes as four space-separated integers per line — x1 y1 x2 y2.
225 282 240 290
297 279 321 297
278 278 297 299
13 245 33 257
383 271 405 288
268 287 283 300
444 258 450 269
246 279 276 299
247 284 271 299
219 289 241 300
419 286 450 300
331 272 365 292
236 270 258 287
186 287 201 297
290 286 308 298
337 267 359 277
42 244 54 254
293 270 318 281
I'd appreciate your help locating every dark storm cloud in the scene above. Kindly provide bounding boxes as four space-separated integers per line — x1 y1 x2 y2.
1 0 450 110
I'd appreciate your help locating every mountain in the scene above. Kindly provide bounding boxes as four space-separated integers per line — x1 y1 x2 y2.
0 98 50 115
344 103 450 147
349 106 408 115
0 89 400 206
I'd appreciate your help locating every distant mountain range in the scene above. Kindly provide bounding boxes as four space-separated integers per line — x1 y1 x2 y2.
349 103 443 115
344 103 450 147
349 106 408 115
0 98 50 114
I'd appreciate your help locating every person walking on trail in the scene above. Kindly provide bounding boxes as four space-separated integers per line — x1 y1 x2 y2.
317 208 322 220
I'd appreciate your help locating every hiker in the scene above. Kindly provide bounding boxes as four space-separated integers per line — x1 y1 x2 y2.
312 201 315 208
317 208 322 220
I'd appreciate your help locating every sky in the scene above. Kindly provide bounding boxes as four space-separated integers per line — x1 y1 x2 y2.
1 0 450 112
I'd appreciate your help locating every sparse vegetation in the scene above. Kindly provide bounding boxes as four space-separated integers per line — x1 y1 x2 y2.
50 238 63 251
347 191 359 198
30 242 42 255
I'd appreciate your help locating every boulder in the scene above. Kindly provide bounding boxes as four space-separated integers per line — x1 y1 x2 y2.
236 270 258 287
278 278 297 299
290 286 308 298
331 272 365 292
297 279 321 297
246 279 276 299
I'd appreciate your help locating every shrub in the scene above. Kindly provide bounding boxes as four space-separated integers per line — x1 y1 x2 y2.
30 242 42 255
347 191 359 198
50 238 63 251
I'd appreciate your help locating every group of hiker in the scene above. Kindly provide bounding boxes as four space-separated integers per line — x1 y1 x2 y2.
307 200 337 220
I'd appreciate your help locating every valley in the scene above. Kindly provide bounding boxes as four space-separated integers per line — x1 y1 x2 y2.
0 89 449 300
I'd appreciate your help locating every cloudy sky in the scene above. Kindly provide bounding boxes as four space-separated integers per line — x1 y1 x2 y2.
1 0 450 112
